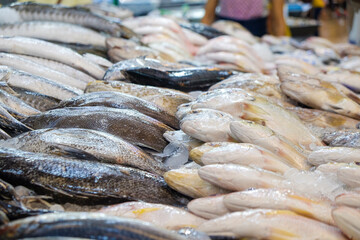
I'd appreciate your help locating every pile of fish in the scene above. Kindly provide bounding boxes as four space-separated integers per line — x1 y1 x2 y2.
0 1 360 239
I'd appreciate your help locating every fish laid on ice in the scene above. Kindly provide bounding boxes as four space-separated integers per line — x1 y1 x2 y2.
99 201 205 230
308 147 360 166
198 209 346 239
189 142 291 173
187 195 230 219
164 168 228 199
332 206 360 240
22 106 172 152
0 128 167 175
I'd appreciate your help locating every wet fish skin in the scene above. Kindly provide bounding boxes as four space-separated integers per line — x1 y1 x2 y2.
0 200 53 222
308 147 360 166
0 212 186 240
0 105 32 136
322 129 360 148
332 206 360 240
0 148 188 205
0 129 10 140
57 91 179 129
337 164 360 188
22 106 172 152
0 88 40 116
0 128 167 175
187 195 230 219
336 192 360 208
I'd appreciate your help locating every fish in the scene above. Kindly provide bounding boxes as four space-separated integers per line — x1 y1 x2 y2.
164 168 228 199
0 88 40 116
17 54 95 83
176 103 193 120
337 164 360 188
192 88 323 150
0 53 87 90
224 189 334 225
189 142 291 174
198 209 346 239
0 212 186 240
180 109 236 143
308 147 360 166
0 105 32 136
0 21 106 48
332 206 360 240
182 28 208 46
336 192 360 208
0 148 188 205
230 120 310 170
180 22 226 39
163 130 203 152
0 66 82 101
99 201 205 230
0 128 167 175
198 164 284 192
0 129 10 140
279 70 360 120
316 162 349 174
0 179 18 201
0 36 105 79
211 20 257 44
22 106 172 152
82 3 133 20
187 195 230 219
0 200 53 222
287 106 359 129
322 129 360 148
57 91 179 129
83 53 112 69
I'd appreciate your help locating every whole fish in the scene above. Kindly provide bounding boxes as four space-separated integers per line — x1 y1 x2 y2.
0 212 186 240
198 209 346 239
0 128 167 175
230 120 309 170
0 148 187 205
308 147 360 166
190 142 291 173
198 164 284 192
322 129 360 148
180 109 236 143
0 21 106 48
187 195 230 219
336 192 360 208
22 106 172 152
164 168 228 199
0 53 87 90
0 88 40 116
99 201 205 230
17 54 95 83
0 36 104 79
332 206 360 240
192 88 323 150
224 189 334 225
57 91 179 129
337 164 360 188
0 105 32 136
0 67 81 101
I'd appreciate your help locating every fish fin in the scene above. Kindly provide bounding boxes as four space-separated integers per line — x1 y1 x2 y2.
47 144 100 161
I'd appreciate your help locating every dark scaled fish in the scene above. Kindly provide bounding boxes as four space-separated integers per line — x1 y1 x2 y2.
0 179 17 201
22 106 172 152
0 148 188 205
0 212 186 240
0 128 168 175
57 91 179 129
0 128 10 140
0 200 53 222
322 129 360 148
180 23 226 39
0 105 32 136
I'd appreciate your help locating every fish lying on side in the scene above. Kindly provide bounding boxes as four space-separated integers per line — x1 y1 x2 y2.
0 128 167 175
187 195 230 219
0 88 40 117
0 148 187 205
336 192 360 208
0 105 32 136
332 206 360 240
22 106 172 152
308 147 360 166
337 164 360 188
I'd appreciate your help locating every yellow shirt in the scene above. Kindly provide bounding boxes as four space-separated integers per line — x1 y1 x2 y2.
312 0 326 8
17 0 92 6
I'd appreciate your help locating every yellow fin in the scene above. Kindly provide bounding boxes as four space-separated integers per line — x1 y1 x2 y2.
132 207 160 217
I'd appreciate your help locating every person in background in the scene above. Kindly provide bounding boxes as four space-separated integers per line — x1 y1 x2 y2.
312 0 326 20
201 0 287 36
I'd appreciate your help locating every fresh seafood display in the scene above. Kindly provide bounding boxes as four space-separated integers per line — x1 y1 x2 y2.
0 1 360 239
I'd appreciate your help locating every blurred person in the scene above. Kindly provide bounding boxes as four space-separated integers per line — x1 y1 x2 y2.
201 0 287 36
348 0 360 45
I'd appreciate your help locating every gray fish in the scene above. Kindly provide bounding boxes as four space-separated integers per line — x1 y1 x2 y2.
0 88 40 116
0 128 167 175
22 106 172 152
0 105 32 136
322 129 360 148
0 129 10 140
57 91 179 129
0 212 185 240
0 148 188 205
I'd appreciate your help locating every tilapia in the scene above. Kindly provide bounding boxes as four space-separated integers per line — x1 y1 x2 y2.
99 201 205 230
198 209 346 239
308 147 360 166
187 195 230 219
0 212 186 240
0 148 187 205
192 88 323 150
22 107 172 152
332 206 360 240
0 53 87 90
0 105 32 136
336 192 360 208
0 36 104 79
0 21 106 48
198 164 284 192
0 88 40 116
224 189 334 225
230 120 309 170
0 128 167 175
164 168 228 199
337 164 360 188
322 129 360 148
180 109 236 143
0 67 81 101
280 70 360 119
57 91 179 128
